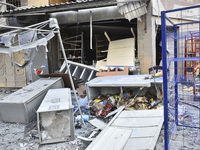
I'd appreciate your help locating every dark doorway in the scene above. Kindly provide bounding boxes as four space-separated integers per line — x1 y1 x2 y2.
156 26 162 66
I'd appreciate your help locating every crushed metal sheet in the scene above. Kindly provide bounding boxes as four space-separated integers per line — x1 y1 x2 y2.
117 0 147 21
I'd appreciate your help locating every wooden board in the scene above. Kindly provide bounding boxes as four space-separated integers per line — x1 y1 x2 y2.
96 66 129 76
111 117 161 128
106 38 135 67
86 126 132 150
129 127 157 138
118 110 163 118
86 109 164 150
89 118 107 130
123 137 152 150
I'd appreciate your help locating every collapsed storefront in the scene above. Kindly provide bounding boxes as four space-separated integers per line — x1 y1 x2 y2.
1 0 199 87
0 0 151 87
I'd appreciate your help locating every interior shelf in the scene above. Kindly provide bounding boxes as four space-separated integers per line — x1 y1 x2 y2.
59 33 84 65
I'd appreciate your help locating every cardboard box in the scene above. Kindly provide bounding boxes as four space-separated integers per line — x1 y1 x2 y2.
77 85 86 98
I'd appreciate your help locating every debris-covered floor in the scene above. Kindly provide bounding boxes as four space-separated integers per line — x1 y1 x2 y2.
0 87 200 150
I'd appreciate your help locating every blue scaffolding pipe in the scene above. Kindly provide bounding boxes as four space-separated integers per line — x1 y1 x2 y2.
166 15 175 25
169 123 177 149
169 57 200 62
162 4 200 13
177 124 200 129
174 25 178 126
175 20 200 26
161 10 169 150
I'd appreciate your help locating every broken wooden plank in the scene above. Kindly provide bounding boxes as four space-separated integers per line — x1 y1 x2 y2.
86 126 132 150
129 127 157 138
122 109 164 150
77 136 95 142
86 108 163 150
101 127 132 150
123 137 152 150
89 118 107 130
96 66 129 76
149 113 164 150
111 117 161 128
86 106 125 150
118 109 163 118
78 129 98 142
105 107 124 118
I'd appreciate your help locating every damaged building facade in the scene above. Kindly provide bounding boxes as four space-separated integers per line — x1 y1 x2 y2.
0 0 200 87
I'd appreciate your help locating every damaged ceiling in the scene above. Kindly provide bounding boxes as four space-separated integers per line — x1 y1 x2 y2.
0 0 148 24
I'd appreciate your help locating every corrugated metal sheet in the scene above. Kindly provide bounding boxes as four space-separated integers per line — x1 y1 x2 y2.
1 0 94 13
117 0 147 21
0 0 117 17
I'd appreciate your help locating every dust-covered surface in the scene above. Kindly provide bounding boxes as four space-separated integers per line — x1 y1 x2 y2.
0 88 94 150
0 119 94 150
0 88 200 150
155 87 200 150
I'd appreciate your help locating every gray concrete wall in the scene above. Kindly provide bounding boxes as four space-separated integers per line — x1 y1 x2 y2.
138 2 156 74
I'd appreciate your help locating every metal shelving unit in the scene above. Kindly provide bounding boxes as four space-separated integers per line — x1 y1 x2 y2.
161 5 200 150
59 33 84 65
95 35 109 60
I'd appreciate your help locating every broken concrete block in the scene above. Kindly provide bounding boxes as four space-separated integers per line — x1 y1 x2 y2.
37 88 75 144
0 77 64 124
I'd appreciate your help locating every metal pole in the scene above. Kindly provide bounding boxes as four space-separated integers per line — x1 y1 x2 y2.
57 29 85 124
174 25 178 126
0 25 51 32
90 11 93 50
161 11 169 150
0 20 50 37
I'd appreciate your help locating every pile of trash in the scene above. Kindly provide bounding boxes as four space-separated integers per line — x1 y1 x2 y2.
89 91 163 118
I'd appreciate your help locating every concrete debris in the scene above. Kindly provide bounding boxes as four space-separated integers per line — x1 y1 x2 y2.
0 84 199 149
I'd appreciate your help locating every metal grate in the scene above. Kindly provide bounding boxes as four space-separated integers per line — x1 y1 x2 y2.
162 5 200 150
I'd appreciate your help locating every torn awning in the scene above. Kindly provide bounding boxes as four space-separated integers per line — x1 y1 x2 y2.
117 0 148 21
0 18 58 69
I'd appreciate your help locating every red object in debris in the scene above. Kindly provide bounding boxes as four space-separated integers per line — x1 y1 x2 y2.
104 102 112 112
95 102 113 117
35 69 43 75
95 109 108 117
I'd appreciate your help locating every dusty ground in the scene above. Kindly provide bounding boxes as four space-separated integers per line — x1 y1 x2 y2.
0 88 93 150
0 88 200 150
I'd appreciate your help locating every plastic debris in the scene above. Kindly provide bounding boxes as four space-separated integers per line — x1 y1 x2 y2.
90 91 162 118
